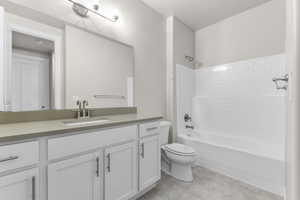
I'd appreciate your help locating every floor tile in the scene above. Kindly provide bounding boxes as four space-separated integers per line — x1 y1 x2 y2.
139 167 283 200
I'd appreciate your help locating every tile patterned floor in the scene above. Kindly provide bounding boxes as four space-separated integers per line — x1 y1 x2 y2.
139 167 283 200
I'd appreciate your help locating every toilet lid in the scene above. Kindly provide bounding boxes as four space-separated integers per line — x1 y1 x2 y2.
164 143 196 156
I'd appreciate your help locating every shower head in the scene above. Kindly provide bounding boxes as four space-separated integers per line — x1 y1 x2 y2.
184 55 203 68
185 55 194 62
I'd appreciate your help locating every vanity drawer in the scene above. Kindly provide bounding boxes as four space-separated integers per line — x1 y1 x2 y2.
139 121 160 138
0 141 39 173
48 125 138 160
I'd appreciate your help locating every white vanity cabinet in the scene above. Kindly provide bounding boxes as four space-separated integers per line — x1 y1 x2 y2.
47 125 139 200
139 135 160 191
0 169 38 200
0 120 161 200
0 141 39 173
138 122 161 192
0 141 39 200
104 141 137 200
48 152 103 200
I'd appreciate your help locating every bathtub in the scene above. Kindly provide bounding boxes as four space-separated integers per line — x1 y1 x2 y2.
177 131 285 196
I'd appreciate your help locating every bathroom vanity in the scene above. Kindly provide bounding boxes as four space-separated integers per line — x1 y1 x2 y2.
0 114 162 200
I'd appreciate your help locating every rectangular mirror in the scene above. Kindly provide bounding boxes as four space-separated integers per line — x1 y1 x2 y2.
0 8 135 112
65 26 134 110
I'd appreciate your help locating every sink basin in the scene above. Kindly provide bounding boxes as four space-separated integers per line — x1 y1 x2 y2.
62 119 111 126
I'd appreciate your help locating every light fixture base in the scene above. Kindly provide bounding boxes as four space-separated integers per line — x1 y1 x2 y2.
72 3 89 18
68 0 119 22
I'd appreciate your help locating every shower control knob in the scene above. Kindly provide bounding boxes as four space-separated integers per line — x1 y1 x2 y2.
184 114 192 122
272 74 289 90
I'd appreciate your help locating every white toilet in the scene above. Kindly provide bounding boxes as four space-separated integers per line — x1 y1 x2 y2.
160 121 196 182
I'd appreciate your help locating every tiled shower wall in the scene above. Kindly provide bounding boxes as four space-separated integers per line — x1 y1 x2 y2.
193 54 287 150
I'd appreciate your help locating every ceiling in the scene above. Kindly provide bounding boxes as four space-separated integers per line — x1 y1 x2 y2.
140 0 272 30
13 32 54 54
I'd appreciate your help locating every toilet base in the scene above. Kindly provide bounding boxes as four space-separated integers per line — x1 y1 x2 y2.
161 158 194 182
170 162 193 182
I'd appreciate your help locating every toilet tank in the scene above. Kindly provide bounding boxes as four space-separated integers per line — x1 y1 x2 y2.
160 121 171 146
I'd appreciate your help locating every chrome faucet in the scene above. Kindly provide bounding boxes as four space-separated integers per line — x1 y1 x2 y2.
76 100 83 119
184 114 192 122
76 100 90 119
184 114 194 130
82 100 90 118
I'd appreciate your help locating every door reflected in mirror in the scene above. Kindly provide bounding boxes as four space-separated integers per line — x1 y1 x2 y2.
11 32 53 111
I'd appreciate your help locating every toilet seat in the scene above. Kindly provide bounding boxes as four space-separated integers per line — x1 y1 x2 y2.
164 143 195 156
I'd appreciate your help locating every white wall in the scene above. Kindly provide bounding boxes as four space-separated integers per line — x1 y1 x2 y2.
176 65 195 133
0 7 4 111
174 19 195 69
195 0 285 67
166 16 195 139
166 17 175 126
2 0 166 116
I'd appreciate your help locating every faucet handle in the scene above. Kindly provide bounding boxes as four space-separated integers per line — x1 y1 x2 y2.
76 100 83 119
82 100 90 118
76 100 82 108
82 100 88 107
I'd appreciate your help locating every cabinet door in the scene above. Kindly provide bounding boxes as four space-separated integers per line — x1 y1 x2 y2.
105 141 137 200
48 152 102 200
139 135 161 191
0 168 38 200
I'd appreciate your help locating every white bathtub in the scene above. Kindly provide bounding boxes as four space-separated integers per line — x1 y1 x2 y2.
177 132 285 196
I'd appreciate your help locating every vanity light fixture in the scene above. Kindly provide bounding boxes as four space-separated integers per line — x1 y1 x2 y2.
67 0 119 22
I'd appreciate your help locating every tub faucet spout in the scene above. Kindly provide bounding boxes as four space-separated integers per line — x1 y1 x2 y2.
186 125 194 130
